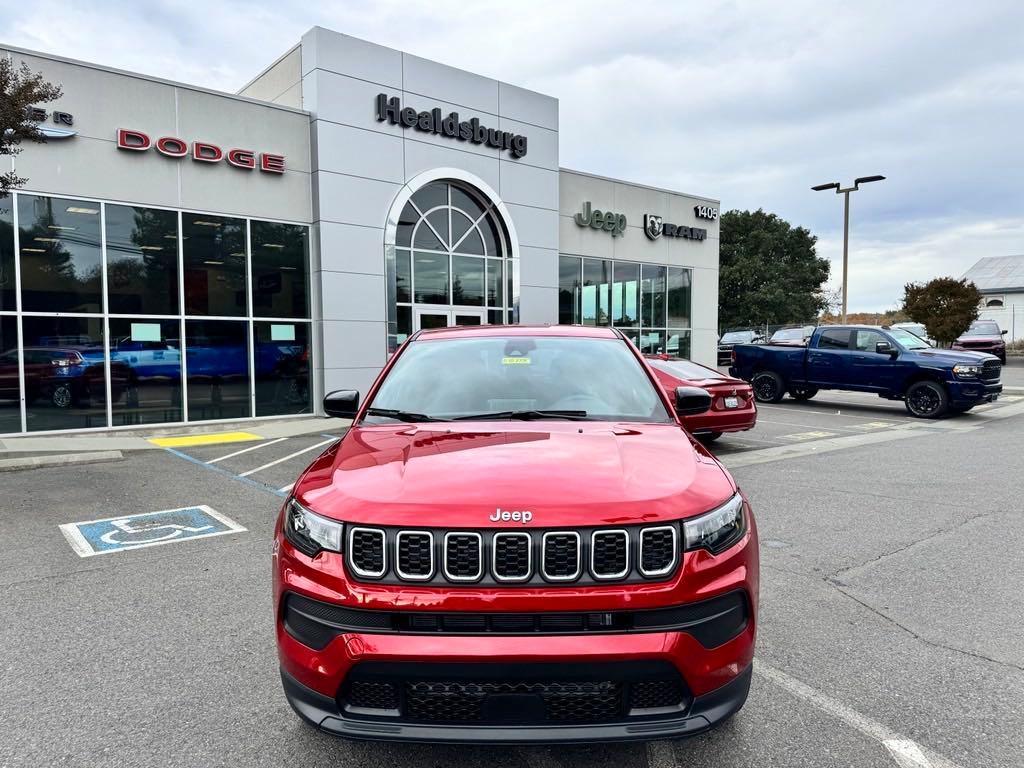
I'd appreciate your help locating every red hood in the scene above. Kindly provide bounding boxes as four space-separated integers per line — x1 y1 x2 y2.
954 335 1003 344
295 423 735 528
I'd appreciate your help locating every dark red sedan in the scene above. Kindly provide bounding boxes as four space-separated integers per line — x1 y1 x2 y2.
645 355 757 443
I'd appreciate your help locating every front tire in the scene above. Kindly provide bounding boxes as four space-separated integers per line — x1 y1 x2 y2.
789 386 818 401
904 380 948 418
752 371 786 403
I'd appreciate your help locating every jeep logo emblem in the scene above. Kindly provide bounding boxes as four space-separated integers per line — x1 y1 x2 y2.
490 508 533 524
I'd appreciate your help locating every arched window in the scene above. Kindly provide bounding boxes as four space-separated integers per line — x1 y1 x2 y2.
986 298 1004 308
387 180 513 350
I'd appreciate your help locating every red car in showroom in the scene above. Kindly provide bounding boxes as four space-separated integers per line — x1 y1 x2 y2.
274 325 758 743
645 354 757 443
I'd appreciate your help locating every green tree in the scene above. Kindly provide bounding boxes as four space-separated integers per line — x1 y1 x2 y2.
0 58 63 197
718 209 830 330
902 277 982 346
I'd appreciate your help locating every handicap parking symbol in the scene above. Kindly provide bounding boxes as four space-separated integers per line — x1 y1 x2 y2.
59 505 246 557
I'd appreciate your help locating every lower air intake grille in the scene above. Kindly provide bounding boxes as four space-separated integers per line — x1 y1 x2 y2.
347 681 398 711
403 680 623 723
629 679 685 711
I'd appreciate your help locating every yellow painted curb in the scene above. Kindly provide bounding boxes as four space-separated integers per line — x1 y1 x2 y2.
148 431 263 448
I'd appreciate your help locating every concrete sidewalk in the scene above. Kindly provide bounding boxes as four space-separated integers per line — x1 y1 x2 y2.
0 415 349 454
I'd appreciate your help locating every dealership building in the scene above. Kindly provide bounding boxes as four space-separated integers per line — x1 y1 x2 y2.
0 27 720 435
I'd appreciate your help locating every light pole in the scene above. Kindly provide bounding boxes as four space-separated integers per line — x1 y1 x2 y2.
812 175 885 323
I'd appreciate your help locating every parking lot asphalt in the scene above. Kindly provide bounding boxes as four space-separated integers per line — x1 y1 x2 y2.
2 390 1023 768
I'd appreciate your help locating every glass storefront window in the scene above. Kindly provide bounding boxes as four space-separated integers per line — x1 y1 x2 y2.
185 319 250 421
251 221 310 319
396 250 411 303
182 214 247 317
105 205 180 315
0 316 20 433
452 255 485 306
582 259 610 326
109 318 182 426
641 264 666 328
1 198 15 311
558 255 581 325
667 267 691 328
486 259 503 307
18 195 102 313
668 330 691 359
413 252 449 304
22 315 107 432
612 261 639 326
254 321 310 417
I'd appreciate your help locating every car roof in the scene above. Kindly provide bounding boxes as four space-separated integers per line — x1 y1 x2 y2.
413 324 621 341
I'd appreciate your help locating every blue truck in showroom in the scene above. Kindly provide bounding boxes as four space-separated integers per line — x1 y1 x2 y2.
729 325 1002 418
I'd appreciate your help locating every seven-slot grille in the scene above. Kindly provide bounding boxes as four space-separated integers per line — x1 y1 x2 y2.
493 532 531 582
396 531 434 580
346 524 684 585
639 527 677 577
591 530 629 579
542 532 581 580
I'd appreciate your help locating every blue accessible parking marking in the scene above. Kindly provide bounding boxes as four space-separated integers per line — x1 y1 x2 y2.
59 505 246 558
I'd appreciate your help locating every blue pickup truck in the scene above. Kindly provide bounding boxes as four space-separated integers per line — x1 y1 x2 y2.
729 325 1002 418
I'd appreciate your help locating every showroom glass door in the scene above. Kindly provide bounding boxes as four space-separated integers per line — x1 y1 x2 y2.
413 308 486 331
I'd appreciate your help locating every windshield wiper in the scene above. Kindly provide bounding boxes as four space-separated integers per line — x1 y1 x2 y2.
451 409 590 421
364 407 449 423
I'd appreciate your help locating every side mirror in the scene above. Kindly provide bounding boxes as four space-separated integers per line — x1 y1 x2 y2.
875 341 896 357
1001 329 1008 335
323 389 359 418
675 385 712 416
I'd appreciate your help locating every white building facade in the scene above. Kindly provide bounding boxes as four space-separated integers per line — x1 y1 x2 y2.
0 27 720 435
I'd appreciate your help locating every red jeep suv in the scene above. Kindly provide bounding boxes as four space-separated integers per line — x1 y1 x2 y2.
273 325 758 743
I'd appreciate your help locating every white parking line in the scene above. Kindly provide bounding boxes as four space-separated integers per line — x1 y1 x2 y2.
208 437 287 464
279 482 295 494
759 405 906 422
755 661 961 768
238 438 335 477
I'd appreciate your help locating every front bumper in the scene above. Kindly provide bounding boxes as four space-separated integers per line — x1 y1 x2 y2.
948 379 1002 406
281 662 752 744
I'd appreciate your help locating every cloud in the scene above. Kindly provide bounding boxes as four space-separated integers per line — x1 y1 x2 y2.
3 0 1023 312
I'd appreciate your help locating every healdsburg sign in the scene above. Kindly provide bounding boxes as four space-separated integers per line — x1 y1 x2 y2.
375 94 528 159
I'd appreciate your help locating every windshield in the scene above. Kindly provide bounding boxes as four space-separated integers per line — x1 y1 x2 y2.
364 335 673 424
964 321 1000 336
720 332 752 344
888 328 931 350
648 358 721 380
771 328 806 341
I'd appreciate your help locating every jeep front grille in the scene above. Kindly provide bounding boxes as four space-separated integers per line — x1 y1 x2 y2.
345 523 683 586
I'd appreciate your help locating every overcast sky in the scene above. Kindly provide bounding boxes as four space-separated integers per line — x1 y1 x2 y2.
5 0 1023 311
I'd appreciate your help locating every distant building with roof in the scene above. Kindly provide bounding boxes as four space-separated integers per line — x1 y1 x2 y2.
962 255 1024 340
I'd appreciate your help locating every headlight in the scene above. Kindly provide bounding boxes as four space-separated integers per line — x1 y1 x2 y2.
683 493 745 554
953 364 982 378
284 499 343 557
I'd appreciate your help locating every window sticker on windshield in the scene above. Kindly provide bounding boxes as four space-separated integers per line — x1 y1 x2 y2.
502 356 531 365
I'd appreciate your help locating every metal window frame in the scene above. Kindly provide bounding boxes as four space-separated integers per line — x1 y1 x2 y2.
0 190 312 436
